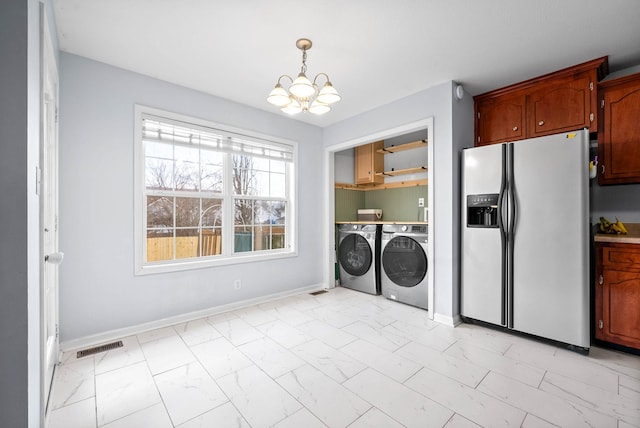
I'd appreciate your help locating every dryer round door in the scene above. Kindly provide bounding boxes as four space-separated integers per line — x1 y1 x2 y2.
339 234 373 277
382 236 427 287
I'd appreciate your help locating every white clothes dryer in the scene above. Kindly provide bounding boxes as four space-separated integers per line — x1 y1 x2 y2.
380 224 428 309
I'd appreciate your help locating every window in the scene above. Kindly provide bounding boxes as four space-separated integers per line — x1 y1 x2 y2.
135 106 296 274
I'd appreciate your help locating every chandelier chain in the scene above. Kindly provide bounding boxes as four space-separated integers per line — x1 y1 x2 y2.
301 49 308 75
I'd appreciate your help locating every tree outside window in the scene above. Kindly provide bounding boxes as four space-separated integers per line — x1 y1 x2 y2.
139 114 292 268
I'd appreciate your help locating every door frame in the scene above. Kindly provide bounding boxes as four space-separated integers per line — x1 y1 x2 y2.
40 5 60 418
323 117 435 318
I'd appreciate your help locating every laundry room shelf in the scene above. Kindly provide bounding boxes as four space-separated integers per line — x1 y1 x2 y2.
335 178 427 191
376 139 427 154
376 166 428 177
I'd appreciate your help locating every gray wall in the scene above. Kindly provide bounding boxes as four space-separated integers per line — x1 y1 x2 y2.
334 148 355 184
591 182 640 223
0 3 30 425
58 53 325 342
451 86 475 317
0 0 49 426
324 81 474 322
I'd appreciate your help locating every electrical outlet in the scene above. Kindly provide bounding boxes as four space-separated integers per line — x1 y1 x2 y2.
233 279 242 290
418 198 424 208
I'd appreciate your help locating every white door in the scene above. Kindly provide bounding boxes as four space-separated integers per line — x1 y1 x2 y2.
41 12 61 411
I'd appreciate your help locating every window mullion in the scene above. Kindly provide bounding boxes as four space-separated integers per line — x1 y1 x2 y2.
172 195 177 260
222 153 234 256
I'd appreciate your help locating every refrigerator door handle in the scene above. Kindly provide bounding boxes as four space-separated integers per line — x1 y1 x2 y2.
507 143 515 329
497 144 508 326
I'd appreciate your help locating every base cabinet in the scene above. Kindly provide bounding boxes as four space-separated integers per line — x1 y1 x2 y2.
595 242 640 350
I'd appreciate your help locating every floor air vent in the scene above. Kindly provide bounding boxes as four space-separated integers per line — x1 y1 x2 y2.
77 340 123 358
309 290 328 296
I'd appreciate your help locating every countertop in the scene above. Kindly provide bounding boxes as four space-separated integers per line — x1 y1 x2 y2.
594 223 640 244
336 221 428 225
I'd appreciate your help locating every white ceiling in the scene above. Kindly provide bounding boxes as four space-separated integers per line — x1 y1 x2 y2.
53 0 640 127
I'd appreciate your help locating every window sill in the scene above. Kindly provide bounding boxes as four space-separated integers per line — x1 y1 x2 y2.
135 249 298 276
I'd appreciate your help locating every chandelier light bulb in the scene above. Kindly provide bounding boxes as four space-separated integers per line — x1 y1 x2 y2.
309 100 331 115
289 73 315 98
316 81 341 104
281 97 302 115
266 38 341 115
267 84 291 107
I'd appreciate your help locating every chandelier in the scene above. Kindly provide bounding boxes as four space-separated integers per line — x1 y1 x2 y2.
267 38 341 115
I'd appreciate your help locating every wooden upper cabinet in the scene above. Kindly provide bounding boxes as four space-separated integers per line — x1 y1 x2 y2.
527 71 597 137
475 91 526 146
474 57 608 146
598 72 640 185
355 141 384 185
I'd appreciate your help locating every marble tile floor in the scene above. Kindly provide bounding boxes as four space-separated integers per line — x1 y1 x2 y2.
47 286 640 428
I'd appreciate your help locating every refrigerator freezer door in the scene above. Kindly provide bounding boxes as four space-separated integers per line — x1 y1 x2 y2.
510 130 590 348
461 144 506 326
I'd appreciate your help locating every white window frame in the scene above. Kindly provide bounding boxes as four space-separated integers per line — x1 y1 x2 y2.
134 105 298 275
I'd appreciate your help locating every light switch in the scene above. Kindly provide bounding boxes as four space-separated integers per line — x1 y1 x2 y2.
418 198 424 207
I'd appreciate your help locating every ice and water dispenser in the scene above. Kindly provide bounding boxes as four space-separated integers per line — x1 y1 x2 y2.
466 194 499 228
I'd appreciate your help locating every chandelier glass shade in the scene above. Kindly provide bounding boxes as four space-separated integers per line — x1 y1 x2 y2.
267 39 341 115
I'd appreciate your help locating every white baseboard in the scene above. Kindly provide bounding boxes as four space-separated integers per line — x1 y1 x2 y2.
60 283 326 353
433 312 462 327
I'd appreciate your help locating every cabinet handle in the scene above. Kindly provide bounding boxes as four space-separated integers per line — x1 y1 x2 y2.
512 126 518 131
538 120 545 126
599 274 603 285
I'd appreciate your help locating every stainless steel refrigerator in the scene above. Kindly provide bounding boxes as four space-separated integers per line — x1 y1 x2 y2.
461 129 590 351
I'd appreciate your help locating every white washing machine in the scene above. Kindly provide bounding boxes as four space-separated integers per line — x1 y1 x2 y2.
337 224 380 295
380 224 428 309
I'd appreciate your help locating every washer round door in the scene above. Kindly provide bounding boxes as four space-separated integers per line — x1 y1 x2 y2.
382 236 427 287
339 234 373 277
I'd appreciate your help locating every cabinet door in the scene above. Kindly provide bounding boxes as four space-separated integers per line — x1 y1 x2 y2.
355 142 384 184
475 92 526 146
598 267 640 349
354 144 372 184
527 71 596 138
598 76 640 185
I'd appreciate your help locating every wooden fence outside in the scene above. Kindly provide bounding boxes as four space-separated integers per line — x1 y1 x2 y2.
147 230 222 262
146 227 284 261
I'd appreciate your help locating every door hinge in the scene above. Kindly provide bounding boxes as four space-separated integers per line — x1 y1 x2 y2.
477 112 480 119
599 274 603 285
477 136 480 143
55 107 59 123
589 113 594 122
601 99 605 109
598 320 603 329
601 164 605 175
589 82 594 91
55 324 59 339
